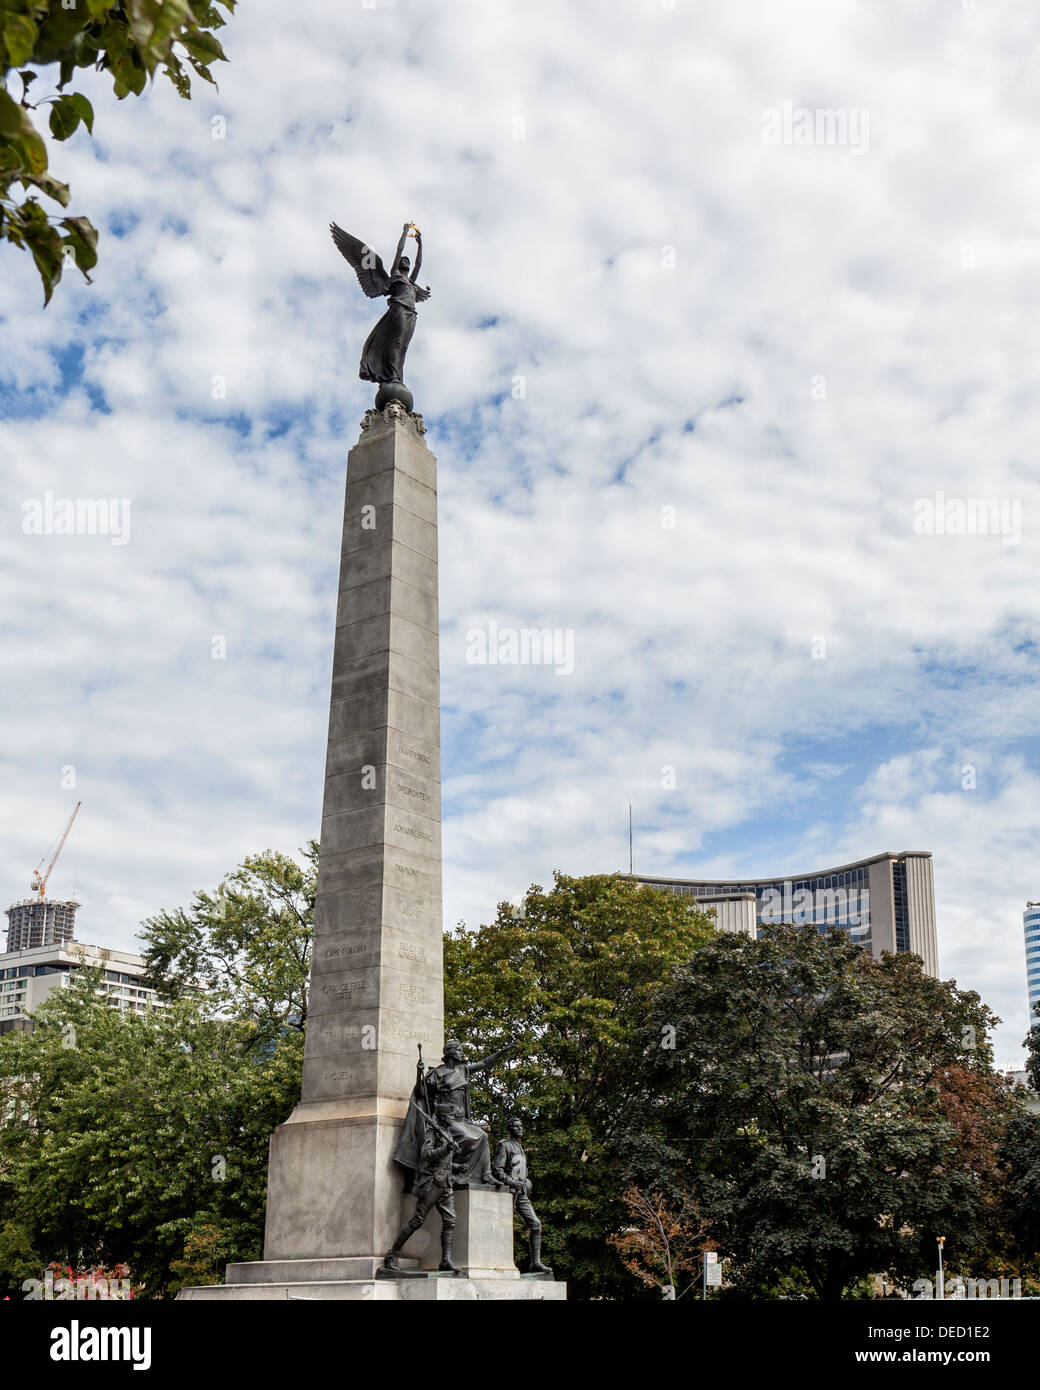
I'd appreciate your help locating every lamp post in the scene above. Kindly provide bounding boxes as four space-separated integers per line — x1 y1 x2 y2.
937 1236 946 1301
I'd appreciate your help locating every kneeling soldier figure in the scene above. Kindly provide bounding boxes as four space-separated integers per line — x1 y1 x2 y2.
492 1116 550 1274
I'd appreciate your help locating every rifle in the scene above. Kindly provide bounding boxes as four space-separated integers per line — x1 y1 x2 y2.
408 1096 460 1153
416 1042 431 1117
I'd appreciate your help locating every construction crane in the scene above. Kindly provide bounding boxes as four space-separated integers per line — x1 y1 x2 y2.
31 802 82 901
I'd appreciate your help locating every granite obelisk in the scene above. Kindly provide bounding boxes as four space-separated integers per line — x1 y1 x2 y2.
178 400 564 1298
177 221 565 1298
262 401 445 1273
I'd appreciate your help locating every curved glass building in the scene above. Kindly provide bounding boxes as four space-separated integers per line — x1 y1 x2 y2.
629 849 938 977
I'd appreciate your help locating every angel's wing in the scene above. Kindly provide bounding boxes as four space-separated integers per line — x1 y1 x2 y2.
330 223 390 299
414 284 431 302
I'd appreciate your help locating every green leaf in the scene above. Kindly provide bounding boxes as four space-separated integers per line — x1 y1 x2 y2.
31 6 90 66
126 0 195 73
125 0 165 49
0 86 25 140
61 214 98 279
60 214 98 257
184 55 215 85
69 92 94 134
0 90 48 177
3 14 39 70
14 127 47 176
31 171 71 207
193 3 229 26
111 52 148 98
181 30 226 65
49 95 83 142
96 16 127 62
163 53 191 99
21 203 64 305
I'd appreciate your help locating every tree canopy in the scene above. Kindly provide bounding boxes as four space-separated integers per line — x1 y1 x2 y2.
631 921 1020 1299
2 850 1035 1300
0 843 312 1298
139 842 315 1044
0 969 302 1296
444 871 717 1299
1 0 236 302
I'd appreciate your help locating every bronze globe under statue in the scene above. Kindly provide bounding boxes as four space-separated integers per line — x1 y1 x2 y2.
330 220 431 414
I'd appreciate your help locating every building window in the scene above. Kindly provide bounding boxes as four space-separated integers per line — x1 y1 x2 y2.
892 861 910 954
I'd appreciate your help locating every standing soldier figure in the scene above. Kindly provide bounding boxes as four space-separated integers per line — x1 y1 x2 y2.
492 1117 551 1275
383 1101 460 1274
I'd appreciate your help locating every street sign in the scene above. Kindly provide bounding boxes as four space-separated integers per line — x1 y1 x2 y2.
705 1263 722 1287
705 1251 718 1263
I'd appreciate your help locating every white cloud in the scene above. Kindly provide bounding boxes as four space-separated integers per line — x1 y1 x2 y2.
1 0 1038 1062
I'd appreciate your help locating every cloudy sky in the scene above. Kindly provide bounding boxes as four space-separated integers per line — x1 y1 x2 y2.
2 0 1038 1063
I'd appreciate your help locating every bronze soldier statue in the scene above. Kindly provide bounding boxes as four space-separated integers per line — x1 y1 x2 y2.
382 1100 460 1274
492 1117 551 1275
394 1037 517 1189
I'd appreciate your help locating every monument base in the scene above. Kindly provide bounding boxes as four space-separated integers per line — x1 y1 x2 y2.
175 1187 566 1300
177 1274 566 1301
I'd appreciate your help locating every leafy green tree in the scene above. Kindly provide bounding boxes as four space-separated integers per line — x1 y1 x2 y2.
0 967 301 1296
0 1219 41 1298
139 843 316 1045
167 1222 231 1295
632 923 1015 1299
1009 1020 1040 1273
1 0 236 302
444 871 716 1300
1025 1017 1040 1094
997 1106 1040 1276
0 844 314 1296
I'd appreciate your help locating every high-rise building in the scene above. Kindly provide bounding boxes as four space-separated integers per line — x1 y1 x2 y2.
4 897 80 952
0 940 162 1035
1024 902 1040 1029
627 849 939 976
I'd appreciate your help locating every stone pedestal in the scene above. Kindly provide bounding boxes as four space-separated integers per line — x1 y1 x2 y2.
178 1274 565 1301
398 1186 520 1278
179 1189 568 1299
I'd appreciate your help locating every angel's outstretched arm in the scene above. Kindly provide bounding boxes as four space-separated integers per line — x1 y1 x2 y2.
410 232 423 282
392 223 410 273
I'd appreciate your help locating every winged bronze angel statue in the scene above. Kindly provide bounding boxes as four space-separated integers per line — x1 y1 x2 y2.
330 221 430 405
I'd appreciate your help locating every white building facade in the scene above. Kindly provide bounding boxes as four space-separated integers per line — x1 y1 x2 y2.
0 940 161 1034
629 850 940 977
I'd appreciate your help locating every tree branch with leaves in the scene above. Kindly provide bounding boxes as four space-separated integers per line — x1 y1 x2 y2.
608 1185 710 1299
1 0 236 302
